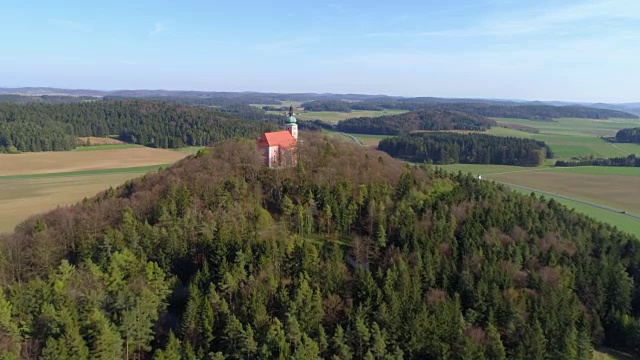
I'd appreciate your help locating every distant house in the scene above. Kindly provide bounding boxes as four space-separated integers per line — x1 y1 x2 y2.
257 106 298 167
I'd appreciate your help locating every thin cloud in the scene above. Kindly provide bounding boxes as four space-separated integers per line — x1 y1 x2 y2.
255 38 314 54
366 0 640 38
149 21 170 36
48 19 92 33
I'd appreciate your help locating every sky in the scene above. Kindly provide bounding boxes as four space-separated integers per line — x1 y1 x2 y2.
0 0 639 103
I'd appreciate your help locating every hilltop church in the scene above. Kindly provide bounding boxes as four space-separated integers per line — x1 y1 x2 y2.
257 106 298 167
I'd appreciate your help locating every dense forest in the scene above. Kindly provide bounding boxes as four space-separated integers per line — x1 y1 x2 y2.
378 133 552 166
555 154 640 167
1 133 640 359
336 110 495 135
0 101 278 152
616 128 640 143
302 100 638 120
103 96 281 107
0 95 98 104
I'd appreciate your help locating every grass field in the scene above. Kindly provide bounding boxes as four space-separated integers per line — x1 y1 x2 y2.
489 118 640 159
0 147 190 233
435 163 640 237
0 147 186 176
298 109 407 124
492 171 640 213
0 171 160 233
426 117 640 238
73 144 143 151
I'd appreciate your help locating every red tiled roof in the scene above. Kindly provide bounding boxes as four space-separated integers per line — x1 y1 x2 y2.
257 131 297 148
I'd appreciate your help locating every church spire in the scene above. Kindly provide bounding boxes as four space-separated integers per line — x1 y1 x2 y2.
284 104 298 140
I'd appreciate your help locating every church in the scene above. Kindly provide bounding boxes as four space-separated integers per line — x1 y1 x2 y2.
256 106 298 167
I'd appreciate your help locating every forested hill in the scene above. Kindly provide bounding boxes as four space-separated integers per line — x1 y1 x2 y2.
303 99 639 120
2 133 640 359
616 127 640 143
378 132 553 166
0 101 279 152
336 109 495 135
0 94 97 104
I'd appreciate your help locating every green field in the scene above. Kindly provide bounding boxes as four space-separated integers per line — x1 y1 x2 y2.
435 163 640 237
174 146 206 154
506 183 640 238
0 145 189 233
0 170 157 233
489 118 640 159
298 109 407 124
0 164 169 180
73 144 143 151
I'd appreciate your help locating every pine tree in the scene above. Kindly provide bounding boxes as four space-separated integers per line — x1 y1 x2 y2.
265 318 289 359
0 296 20 358
485 324 506 360
39 337 69 360
293 334 320 360
222 315 245 358
525 320 547 360
331 325 352 360
156 331 182 360
88 310 123 360
370 322 387 360
243 325 258 359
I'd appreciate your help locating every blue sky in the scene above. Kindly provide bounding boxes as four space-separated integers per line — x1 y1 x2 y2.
1 0 639 102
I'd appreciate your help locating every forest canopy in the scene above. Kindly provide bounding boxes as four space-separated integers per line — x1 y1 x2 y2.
336 110 495 135
616 127 640 143
303 99 638 120
378 132 553 166
1 133 640 359
0 101 279 153
555 154 640 167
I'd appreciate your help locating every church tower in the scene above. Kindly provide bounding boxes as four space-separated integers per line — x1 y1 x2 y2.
285 105 298 140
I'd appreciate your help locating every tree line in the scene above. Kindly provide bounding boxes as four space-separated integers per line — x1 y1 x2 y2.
302 99 638 120
378 132 552 166
0 95 97 104
0 101 279 153
336 110 495 135
616 128 640 143
555 154 640 167
1 133 639 359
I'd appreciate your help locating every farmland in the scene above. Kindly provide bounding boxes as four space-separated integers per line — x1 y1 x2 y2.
0 147 185 176
297 109 407 124
0 145 188 232
487 118 640 159
429 163 640 237
0 169 165 232
330 115 640 237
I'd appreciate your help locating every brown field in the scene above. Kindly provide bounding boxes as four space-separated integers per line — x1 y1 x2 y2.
488 171 640 214
77 136 126 145
0 172 151 233
0 148 186 176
